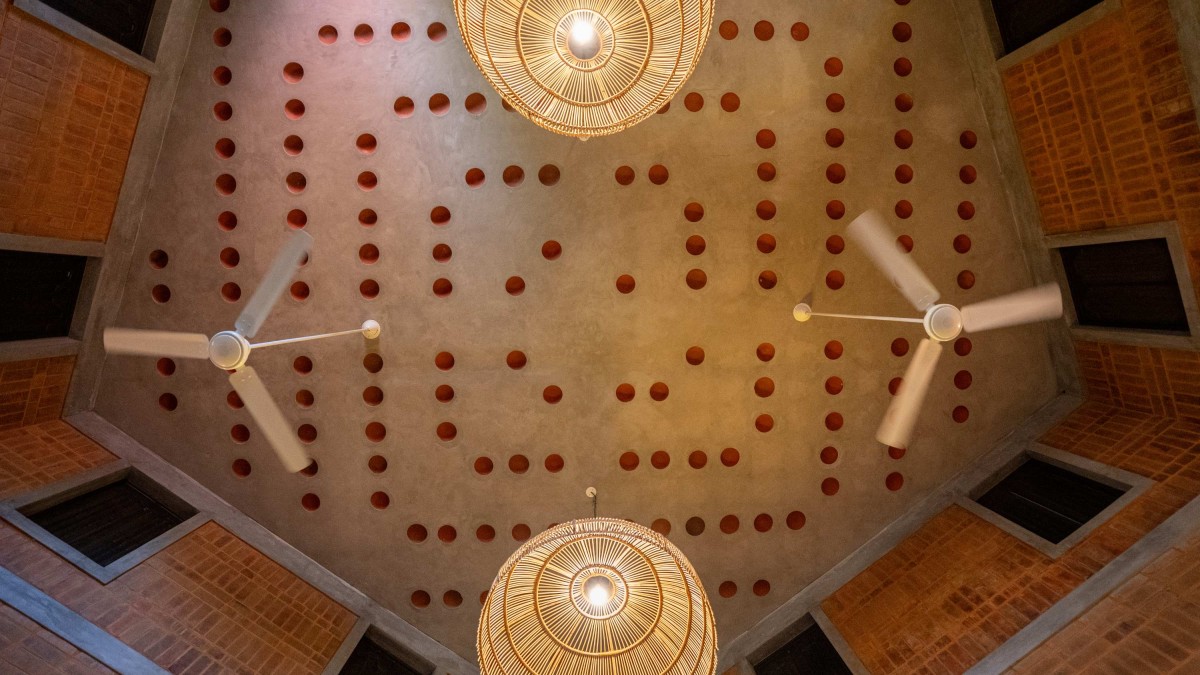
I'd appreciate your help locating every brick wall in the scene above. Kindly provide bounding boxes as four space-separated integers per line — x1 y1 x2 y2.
0 0 147 242
1003 0 1200 284
0 356 75 431
1074 339 1200 424
1010 529 1200 673
0 418 115 499
0 600 113 674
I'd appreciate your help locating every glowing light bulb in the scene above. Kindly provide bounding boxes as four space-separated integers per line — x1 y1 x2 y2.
567 20 601 60
583 575 614 607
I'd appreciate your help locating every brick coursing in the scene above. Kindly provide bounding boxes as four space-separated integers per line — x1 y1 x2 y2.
0 356 75 432
0 418 116 499
0 600 114 674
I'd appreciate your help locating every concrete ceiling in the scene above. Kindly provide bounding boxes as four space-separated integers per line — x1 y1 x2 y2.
95 0 1059 660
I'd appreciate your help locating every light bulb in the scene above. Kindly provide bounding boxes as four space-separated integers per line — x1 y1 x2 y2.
583 575 614 607
567 20 601 60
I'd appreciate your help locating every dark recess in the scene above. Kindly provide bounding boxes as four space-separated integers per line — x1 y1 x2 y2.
37 0 157 54
1059 238 1189 333
757 620 853 675
340 635 424 675
990 0 1104 54
0 250 86 342
977 458 1124 544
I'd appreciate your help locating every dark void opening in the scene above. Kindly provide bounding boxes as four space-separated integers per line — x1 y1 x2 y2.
340 633 425 675
27 478 194 566
0 249 87 342
37 0 157 54
990 0 1104 54
1059 238 1189 334
756 620 853 675
977 458 1124 544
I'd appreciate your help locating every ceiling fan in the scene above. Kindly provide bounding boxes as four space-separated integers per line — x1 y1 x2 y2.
104 230 381 472
793 210 1063 449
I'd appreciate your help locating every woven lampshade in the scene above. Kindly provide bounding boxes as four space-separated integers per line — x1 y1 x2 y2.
454 0 715 138
478 518 717 675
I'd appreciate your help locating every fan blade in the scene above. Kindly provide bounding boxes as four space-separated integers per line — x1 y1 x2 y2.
961 284 1063 333
229 366 310 473
234 230 313 339
104 328 210 359
877 338 943 449
846 210 941 311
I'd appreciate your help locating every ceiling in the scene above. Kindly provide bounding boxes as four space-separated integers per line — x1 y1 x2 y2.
94 0 1059 660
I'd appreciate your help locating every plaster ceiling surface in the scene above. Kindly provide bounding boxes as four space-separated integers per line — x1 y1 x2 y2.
95 0 1060 660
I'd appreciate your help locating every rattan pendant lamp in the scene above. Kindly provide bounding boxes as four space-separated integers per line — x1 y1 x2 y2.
478 494 717 675
454 0 716 138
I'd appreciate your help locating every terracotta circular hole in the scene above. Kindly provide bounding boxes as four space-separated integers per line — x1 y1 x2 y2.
209 0 228 11
719 515 738 533
360 279 380 299
756 200 777 221
894 57 913 76
720 447 740 467
648 164 670 184
895 200 914 219
476 525 495 542
753 580 771 596
215 173 236 196
825 234 845 255
649 382 669 402
434 384 454 403
719 581 737 598
220 282 241 303
651 451 670 469
357 171 378 191
825 128 845 148
407 524 427 542
301 462 320 477
756 129 776 149
366 422 386 442
301 494 320 511
358 243 379 265
430 207 452 226
369 492 390 510
431 243 452 263
895 164 914 184
792 21 810 40
754 20 774 40
281 62 303 84
230 458 251 478
361 386 383 407
230 424 250 443
756 162 777 182
826 270 845 290
820 446 839 465
826 93 845 112
354 24 373 44
151 284 171 303
824 340 843 360
826 200 846 220
889 446 907 459
614 166 635 185
394 96 415 118
318 25 337 44
284 172 305 193
755 414 774 433
158 393 177 411
825 377 843 395
435 352 455 370
786 511 806 530
280 135 304 157
882 473 905 495
685 346 705 365
212 66 231 85
437 422 457 441
826 163 846 184
892 337 910 357
473 457 493 475
720 92 740 112
895 129 913 149
284 99 305 119
392 22 411 40
512 524 531 541
684 202 704 223
156 358 175 377
757 343 776 362
504 350 527 370
508 455 530 474
682 93 703 113
438 525 456 543
410 591 430 608
889 377 903 395
825 412 844 431
615 275 636 294
288 389 312 409
292 355 313 375
898 234 914 251
427 22 447 41
896 93 914 112
359 209 378 226
958 201 976 220
893 21 913 42
464 168 485 188
429 93 450 115
687 451 708 469
542 385 563 404
953 234 972 254
296 424 317 444
719 20 738 39
960 165 977 184
219 247 239 268
753 513 773 533
544 454 565 473
953 406 970 423
363 353 383 373
752 234 776 255
213 101 232 121
686 269 707 290
538 164 561 186
464 92 486 115
505 276 525 296
619 452 639 471
955 370 973 389
148 249 168 269
960 130 978 149
351 134 377 156
218 211 237 231
685 516 705 536
824 57 843 77
822 478 840 496
751 378 775 400
213 138 236 160
958 270 976 289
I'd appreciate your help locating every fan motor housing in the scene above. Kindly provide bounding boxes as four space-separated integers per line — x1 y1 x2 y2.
924 304 963 342
209 331 250 370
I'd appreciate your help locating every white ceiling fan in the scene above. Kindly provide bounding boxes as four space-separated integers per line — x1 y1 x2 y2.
793 210 1063 449
104 230 381 472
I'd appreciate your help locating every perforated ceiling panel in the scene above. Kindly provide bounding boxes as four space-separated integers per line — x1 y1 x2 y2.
95 0 1058 659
